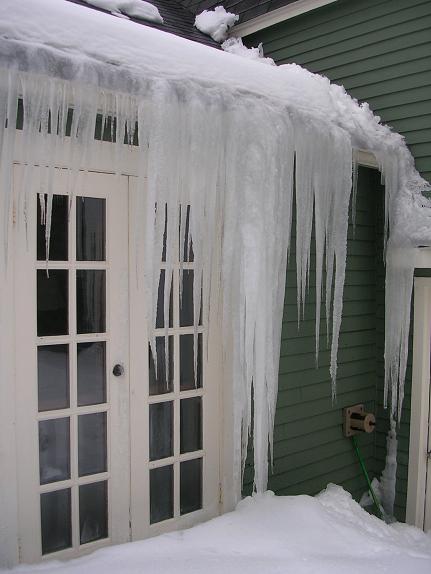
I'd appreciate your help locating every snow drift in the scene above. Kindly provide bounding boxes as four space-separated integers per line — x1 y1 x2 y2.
6 485 431 574
0 0 430 494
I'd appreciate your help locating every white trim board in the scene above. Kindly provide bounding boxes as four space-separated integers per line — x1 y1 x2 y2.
230 0 338 38
406 277 431 530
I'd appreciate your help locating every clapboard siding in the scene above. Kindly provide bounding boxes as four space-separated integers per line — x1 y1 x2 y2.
246 0 431 183
243 167 382 500
244 0 430 518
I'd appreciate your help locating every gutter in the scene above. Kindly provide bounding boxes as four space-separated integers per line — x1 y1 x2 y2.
230 0 338 38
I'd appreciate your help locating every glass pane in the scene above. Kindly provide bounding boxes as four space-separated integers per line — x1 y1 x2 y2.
149 337 173 396
76 270 106 334
37 270 68 336
150 465 173 524
179 271 201 327
78 412 107 476
77 342 106 406
39 418 70 485
180 205 194 262
38 345 69 412
156 270 173 329
180 397 202 454
37 194 68 261
180 334 202 391
79 481 108 544
149 402 173 461
180 458 202 515
76 197 106 261
40 489 71 555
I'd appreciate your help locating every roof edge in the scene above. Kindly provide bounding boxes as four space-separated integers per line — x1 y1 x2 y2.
230 0 338 38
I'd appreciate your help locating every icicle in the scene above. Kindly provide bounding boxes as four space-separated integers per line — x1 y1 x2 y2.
1 48 430 501
380 419 398 520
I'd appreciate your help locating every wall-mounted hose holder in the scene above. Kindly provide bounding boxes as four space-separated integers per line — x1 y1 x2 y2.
343 404 383 520
343 403 375 437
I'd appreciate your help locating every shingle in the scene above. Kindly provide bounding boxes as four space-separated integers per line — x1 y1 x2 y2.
66 0 221 48
177 0 301 24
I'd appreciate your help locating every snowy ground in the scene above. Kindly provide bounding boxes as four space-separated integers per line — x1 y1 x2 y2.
8 485 431 574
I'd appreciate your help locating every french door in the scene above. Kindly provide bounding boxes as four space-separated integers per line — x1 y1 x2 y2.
14 167 220 563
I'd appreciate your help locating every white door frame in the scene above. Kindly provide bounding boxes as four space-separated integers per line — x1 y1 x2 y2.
406 265 431 530
14 166 130 562
1 133 234 567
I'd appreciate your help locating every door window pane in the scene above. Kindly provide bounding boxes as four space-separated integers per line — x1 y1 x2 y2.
37 195 68 261
156 270 173 328
149 337 173 396
180 205 194 262
78 412 107 476
76 270 106 334
150 465 173 524
149 402 173 461
180 458 202 515
79 481 108 544
76 197 106 261
38 345 69 412
179 271 201 327
180 397 202 454
39 418 70 485
179 270 194 327
180 334 202 391
77 342 106 406
40 489 71 555
37 270 68 336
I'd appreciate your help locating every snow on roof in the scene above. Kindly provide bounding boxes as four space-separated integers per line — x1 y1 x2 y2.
9 485 431 573
0 0 421 160
83 0 163 23
194 5 239 42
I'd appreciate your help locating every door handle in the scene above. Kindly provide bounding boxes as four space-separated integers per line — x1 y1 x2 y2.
113 364 125 377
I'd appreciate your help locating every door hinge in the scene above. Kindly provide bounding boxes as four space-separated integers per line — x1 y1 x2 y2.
219 482 223 507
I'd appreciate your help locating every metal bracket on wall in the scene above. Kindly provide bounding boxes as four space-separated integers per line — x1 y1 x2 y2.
343 403 376 437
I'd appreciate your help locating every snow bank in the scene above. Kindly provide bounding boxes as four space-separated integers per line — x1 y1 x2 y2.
222 37 275 65
0 0 430 493
83 0 163 23
195 6 239 42
6 486 431 574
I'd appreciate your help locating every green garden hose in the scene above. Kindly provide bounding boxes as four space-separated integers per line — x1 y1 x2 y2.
351 435 384 520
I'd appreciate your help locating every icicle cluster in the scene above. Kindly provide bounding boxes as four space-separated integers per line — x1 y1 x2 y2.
0 68 360 492
0 6 430 490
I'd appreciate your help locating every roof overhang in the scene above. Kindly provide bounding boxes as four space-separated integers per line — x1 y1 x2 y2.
230 0 338 38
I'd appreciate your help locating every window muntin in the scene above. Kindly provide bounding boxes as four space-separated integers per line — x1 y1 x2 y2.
36 193 109 555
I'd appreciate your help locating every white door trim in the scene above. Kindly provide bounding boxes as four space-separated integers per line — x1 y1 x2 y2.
406 277 431 529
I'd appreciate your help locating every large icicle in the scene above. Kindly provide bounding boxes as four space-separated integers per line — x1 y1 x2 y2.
1 0 431 495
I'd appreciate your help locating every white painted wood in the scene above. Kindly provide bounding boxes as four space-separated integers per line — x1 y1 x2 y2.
0 174 19 568
129 175 222 541
415 248 431 269
14 167 131 562
406 278 431 530
231 0 338 38
356 149 378 169
9 134 230 563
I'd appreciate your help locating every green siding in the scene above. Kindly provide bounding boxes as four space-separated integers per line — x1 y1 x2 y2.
246 0 431 183
244 167 384 503
245 0 431 518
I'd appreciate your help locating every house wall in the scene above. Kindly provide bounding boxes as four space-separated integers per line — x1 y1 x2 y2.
243 166 384 503
244 0 431 519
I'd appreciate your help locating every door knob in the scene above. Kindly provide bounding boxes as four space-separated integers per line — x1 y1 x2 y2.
113 364 125 377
